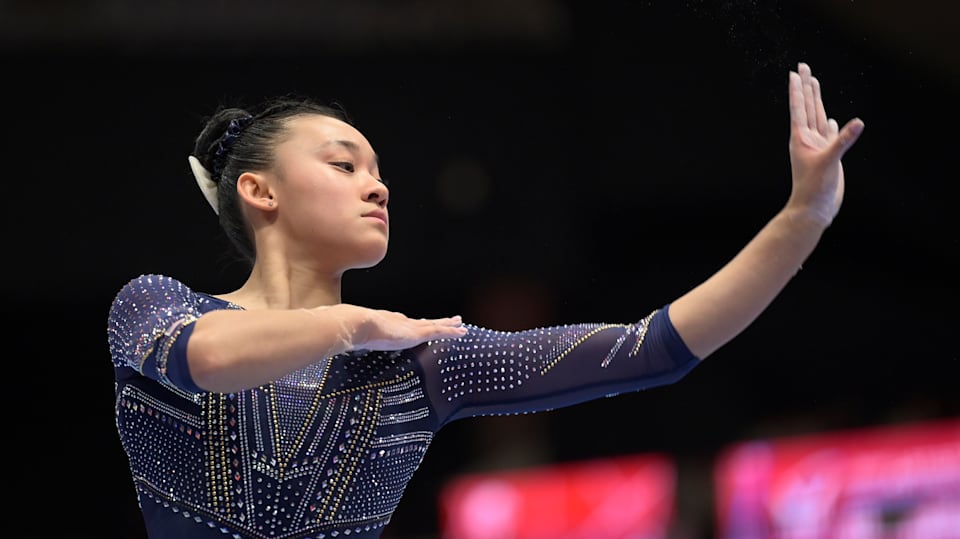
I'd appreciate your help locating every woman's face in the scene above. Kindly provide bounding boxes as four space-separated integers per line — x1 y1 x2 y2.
270 114 390 273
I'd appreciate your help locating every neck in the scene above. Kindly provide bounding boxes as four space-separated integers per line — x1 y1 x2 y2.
217 257 343 310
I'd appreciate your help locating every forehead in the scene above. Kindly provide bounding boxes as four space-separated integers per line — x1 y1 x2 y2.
282 114 374 154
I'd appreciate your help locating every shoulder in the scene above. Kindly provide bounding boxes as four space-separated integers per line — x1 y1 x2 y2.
107 275 212 369
113 273 194 301
109 273 211 315
111 273 237 314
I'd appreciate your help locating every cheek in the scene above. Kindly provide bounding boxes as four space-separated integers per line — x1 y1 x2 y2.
304 174 352 201
280 172 358 224
285 177 335 210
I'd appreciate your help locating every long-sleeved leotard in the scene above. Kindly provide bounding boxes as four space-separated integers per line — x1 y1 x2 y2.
107 274 701 539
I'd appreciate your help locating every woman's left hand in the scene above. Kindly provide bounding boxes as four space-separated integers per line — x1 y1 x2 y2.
786 62 865 226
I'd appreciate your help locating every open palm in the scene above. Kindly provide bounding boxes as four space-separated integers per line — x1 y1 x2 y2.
787 63 864 226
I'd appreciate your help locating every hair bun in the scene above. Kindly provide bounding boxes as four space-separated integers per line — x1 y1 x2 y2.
192 108 254 182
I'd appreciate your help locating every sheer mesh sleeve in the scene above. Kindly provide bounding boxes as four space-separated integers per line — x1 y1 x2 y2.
417 304 700 427
107 274 205 392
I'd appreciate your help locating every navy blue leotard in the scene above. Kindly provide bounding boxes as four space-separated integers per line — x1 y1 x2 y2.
107 274 700 538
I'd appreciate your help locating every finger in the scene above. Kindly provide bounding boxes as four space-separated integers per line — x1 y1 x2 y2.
443 315 463 328
828 118 839 138
799 63 817 131
423 315 463 327
788 71 808 134
829 117 865 159
811 76 829 135
424 323 469 340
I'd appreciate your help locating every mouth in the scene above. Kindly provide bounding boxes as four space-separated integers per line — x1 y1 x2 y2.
362 210 388 224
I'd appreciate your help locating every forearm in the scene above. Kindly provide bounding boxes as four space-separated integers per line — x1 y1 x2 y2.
427 310 700 426
668 206 828 359
186 304 361 392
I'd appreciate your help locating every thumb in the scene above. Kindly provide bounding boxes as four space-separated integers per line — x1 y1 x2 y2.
829 117 865 159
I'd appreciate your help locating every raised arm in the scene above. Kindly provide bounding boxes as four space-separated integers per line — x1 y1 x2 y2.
668 62 865 359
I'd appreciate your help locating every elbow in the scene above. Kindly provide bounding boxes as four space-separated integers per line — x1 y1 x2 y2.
661 354 703 387
186 331 233 392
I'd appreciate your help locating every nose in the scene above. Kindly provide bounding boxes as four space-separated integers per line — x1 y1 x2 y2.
365 176 389 208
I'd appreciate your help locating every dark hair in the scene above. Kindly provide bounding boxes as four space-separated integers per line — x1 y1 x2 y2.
193 95 352 265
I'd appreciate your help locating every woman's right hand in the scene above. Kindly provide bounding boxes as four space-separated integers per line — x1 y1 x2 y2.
328 304 468 351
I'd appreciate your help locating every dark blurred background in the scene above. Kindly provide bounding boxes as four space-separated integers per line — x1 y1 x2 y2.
4 1 957 538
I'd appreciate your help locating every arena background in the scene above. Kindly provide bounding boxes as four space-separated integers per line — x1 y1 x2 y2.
4 1 957 537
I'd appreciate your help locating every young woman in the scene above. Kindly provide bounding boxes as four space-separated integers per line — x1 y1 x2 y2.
107 62 863 538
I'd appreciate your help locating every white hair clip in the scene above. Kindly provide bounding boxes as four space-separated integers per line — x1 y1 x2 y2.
188 155 219 215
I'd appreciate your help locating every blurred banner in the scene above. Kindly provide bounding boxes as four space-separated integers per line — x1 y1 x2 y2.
714 417 960 539
438 452 676 539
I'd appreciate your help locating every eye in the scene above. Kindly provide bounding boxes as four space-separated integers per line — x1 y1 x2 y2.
331 161 355 173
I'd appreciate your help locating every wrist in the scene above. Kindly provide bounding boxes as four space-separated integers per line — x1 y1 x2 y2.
780 201 835 232
306 303 366 353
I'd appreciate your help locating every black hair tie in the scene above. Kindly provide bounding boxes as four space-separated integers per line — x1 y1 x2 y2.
212 115 254 180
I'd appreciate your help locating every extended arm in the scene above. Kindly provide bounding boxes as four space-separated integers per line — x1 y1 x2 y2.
107 274 467 393
669 62 864 359
188 305 467 392
421 306 701 427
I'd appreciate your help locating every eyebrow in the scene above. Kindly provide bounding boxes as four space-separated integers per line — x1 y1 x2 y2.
323 139 380 167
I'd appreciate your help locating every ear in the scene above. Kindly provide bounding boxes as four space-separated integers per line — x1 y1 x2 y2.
236 171 277 212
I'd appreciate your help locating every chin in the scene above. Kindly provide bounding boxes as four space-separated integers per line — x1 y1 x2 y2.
354 258 386 270
353 245 389 269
